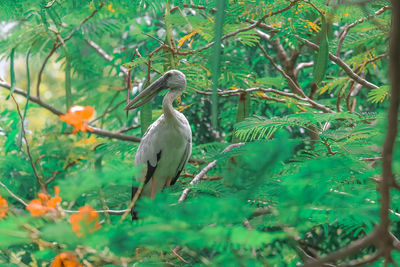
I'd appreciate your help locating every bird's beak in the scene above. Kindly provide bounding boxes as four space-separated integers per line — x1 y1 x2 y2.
125 75 167 110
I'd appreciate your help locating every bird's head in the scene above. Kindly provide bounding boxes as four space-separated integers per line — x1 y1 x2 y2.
125 70 186 110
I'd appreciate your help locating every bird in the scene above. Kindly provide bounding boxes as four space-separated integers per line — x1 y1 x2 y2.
125 70 192 220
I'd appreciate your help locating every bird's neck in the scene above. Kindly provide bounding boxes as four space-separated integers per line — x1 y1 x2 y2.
162 89 182 123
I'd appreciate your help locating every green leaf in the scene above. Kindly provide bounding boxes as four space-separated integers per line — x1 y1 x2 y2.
7 48 16 100
367 85 390 103
312 15 329 86
64 48 72 111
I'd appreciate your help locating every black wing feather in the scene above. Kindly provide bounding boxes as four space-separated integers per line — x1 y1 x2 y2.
144 150 162 184
131 150 162 220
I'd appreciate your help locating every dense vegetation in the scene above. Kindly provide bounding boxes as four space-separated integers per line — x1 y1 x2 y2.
0 0 399 266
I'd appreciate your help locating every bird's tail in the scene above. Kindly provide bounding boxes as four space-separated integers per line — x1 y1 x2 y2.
131 186 139 220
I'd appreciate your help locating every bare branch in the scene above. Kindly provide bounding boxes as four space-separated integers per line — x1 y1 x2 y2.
85 39 129 76
294 62 314 78
195 87 334 113
303 229 378 267
178 143 244 202
0 81 141 142
63 6 102 42
257 43 307 97
338 252 381 267
336 5 391 56
298 37 379 89
0 181 28 206
36 42 58 98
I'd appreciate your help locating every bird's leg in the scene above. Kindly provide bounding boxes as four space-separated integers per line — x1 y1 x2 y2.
165 177 171 187
151 177 156 199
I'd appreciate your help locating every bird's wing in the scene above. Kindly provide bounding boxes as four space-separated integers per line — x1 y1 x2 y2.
132 117 164 201
170 137 192 186
134 116 165 182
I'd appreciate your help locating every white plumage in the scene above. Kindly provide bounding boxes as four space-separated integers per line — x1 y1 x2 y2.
126 70 192 219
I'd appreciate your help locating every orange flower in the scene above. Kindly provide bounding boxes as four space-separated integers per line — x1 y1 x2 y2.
26 187 62 216
51 251 83 267
0 195 8 218
69 205 101 237
59 106 95 134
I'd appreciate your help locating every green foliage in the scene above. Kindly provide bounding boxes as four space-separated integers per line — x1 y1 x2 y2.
0 0 396 266
368 85 390 103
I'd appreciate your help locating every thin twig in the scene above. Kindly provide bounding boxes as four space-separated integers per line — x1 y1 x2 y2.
0 181 28 206
0 178 129 214
63 6 102 43
85 39 129 76
10 94 45 192
36 41 58 98
172 247 189 264
178 143 244 202
195 87 332 112
257 43 307 97
163 0 301 57
336 5 391 56
298 36 379 89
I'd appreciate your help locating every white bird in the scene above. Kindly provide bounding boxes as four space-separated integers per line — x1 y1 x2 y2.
125 70 192 219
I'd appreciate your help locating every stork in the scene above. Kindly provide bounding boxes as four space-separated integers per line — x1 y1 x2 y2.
125 70 192 219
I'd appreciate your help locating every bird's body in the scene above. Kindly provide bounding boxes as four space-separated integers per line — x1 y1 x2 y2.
135 111 192 197
126 70 192 219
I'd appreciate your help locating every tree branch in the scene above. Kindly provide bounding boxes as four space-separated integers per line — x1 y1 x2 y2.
338 252 381 267
378 0 400 262
294 62 314 78
0 81 141 142
303 229 378 267
336 5 391 56
36 41 58 98
257 43 307 97
0 181 28 207
85 39 129 76
195 87 333 112
297 37 379 89
178 143 244 202
304 2 399 265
